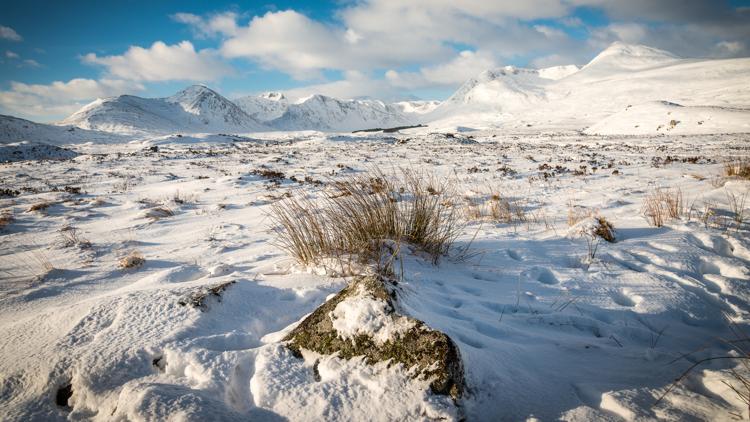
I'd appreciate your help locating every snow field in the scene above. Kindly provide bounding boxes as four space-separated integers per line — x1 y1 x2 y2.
0 131 749 420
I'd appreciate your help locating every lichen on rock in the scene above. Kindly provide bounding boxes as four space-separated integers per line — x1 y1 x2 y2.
284 275 464 399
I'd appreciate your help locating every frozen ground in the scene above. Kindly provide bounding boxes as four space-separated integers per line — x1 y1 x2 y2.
1 130 749 421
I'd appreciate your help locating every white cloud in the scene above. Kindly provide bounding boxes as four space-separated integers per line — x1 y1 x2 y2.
83 41 233 82
716 40 743 54
22 59 41 68
220 10 443 80
218 6 579 80
386 50 499 89
0 25 22 42
172 12 239 38
5 50 19 59
0 78 144 121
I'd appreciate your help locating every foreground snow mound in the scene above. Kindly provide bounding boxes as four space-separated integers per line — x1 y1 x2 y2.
585 101 750 135
284 275 465 399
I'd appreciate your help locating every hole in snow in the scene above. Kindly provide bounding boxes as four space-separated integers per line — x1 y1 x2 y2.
55 383 73 408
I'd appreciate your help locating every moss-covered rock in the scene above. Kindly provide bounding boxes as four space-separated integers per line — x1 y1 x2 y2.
284 275 464 399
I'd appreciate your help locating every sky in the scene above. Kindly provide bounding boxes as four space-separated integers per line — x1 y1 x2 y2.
0 0 748 122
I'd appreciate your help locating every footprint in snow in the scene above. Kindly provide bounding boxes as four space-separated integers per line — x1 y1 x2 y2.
522 266 559 285
609 289 637 307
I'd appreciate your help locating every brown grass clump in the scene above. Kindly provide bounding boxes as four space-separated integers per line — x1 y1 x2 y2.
58 226 92 249
465 191 526 224
568 203 616 242
642 188 683 227
144 206 175 220
27 201 53 212
593 217 616 242
119 251 145 269
269 168 463 268
724 159 750 180
567 202 590 227
0 210 13 229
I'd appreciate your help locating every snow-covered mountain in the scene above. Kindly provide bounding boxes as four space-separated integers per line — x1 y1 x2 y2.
269 95 413 131
393 100 442 115
234 92 289 122
234 92 430 131
0 114 128 144
60 85 268 135
578 42 679 75
428 42 750 133
61 88 421 134
5 41 747 139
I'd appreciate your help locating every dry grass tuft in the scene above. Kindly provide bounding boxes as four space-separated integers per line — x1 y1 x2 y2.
0 209 13 229
642 188 683 227
144 206 175 220
567 202 590 227
724 158 750 180
58 226 92 249
465 191 526 224
119 251 145 269
170 190 197 205
269 168 464 269
593 217 616 243
27 201 53 212
726 189 748 230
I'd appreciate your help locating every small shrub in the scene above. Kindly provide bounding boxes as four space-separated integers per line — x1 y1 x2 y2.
724 159 750 180
642 188 683 227
569 214 616 243
726 189 748 229
593 217 616 242
252 168 286 182
119 251 145 269
0 188 20 197
57 226 92 249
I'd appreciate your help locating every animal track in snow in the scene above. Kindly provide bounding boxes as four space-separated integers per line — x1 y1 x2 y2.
609 289 637 307
523 266 559 285
507 249 522 261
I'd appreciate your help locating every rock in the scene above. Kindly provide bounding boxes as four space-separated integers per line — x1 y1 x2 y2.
284 275 464 399
178 280 236 311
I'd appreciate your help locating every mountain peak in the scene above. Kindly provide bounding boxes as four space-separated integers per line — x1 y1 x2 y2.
583 42 679 72
259 92 286 101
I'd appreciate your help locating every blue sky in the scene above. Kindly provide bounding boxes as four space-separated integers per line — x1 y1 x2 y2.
1 0 748 122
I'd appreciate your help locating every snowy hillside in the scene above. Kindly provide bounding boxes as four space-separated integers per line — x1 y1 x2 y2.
585 101 750 135
234 92 289 122
60 86 267 136
392 100 442 115
429 42 750 134
0 114 128 145
269 95 412 131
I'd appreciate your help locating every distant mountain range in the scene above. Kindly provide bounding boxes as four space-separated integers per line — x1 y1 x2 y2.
1 41 749 142
58 85 439 135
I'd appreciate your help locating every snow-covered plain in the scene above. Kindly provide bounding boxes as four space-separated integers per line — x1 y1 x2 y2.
1 42 750 421
1 129 749 421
